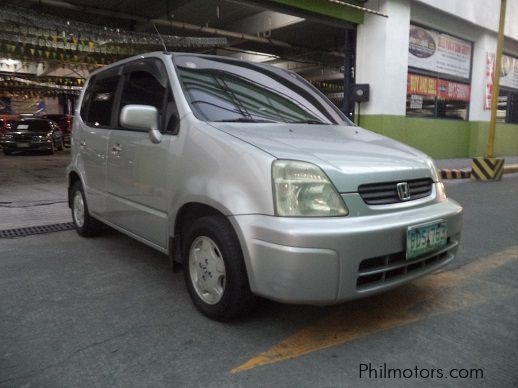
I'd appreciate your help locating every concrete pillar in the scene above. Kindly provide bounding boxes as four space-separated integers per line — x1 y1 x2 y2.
355 0 410 116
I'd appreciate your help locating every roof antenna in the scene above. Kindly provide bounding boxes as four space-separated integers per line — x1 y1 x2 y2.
152 22 169 53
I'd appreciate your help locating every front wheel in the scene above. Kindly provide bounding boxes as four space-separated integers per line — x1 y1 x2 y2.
47 141 55 155
70 182 103 237
183 216 255 321
57 138 64 151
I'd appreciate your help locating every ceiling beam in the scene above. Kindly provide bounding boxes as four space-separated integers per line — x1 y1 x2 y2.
226 10 304 36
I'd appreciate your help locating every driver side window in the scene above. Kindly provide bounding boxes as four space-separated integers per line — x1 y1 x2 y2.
118 59 177 133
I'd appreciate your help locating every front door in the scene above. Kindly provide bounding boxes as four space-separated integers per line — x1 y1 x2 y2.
77 69 121 215
105 58 176 249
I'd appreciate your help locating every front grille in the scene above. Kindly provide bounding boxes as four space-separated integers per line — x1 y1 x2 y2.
13 134 33 142
358 178 433 205
356 239 457 290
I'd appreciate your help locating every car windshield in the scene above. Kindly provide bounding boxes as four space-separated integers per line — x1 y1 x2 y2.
173 55 351 125
13 120 51 132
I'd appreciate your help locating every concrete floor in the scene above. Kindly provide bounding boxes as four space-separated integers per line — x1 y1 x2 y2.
0 151 517 387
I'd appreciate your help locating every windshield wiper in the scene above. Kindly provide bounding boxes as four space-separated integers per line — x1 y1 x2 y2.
289 119 328 125
213 118 277 123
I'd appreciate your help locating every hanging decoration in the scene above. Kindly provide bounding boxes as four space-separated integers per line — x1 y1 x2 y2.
0 4 228 68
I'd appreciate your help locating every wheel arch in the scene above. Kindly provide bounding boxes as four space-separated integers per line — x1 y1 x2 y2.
67 170 83 208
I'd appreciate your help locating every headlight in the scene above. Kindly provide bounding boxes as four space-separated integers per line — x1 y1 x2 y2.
272 160 348 217
1 134 13 141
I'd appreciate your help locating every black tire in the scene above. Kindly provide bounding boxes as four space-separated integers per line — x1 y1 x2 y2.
47 141 55 155
183 216 255 321
57 138 64 151
3 150 12 155
70 181 103 237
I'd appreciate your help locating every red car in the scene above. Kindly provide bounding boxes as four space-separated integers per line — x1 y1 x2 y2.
0 115 18 135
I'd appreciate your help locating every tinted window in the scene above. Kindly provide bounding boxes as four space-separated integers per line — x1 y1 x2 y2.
173 55 350 125
14 120 51 132
85 74 120 127
119 59 176 132
120 71 165 116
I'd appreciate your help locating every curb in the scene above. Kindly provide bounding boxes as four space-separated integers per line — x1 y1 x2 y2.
440 164 518 180
440 169 471 180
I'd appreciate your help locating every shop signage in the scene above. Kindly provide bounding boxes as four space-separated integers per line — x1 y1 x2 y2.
484 53 518 109
408 73 470 102
408 25 472 80
500 54 518 90
437 79 470 102
407 74 436 96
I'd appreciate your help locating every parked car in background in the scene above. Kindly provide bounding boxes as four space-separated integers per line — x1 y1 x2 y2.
0 115 18 135
67 52 463 321
41 114 73 146
0 118 64 155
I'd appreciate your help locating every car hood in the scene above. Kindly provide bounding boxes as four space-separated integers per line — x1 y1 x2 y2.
208 122 436 192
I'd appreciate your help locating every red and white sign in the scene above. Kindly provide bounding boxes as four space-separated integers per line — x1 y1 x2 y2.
484 53 495 110
408 73 470 102
437 79 470 102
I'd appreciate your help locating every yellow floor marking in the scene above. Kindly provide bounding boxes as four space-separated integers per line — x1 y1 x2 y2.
231 247 518 373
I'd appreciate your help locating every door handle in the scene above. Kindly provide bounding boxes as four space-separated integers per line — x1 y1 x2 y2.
111 144 122 156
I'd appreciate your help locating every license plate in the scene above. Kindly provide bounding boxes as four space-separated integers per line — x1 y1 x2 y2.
16 143 29 148
406 221 447 259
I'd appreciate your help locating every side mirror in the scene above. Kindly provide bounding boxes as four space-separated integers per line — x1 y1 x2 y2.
120 104 162 144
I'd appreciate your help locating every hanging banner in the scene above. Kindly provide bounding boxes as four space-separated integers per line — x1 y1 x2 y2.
437 79 470 102
408 25 472 80
484 53 495 110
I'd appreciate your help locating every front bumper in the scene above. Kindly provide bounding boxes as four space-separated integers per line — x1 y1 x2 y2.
230 196 462 305
0 140 53 151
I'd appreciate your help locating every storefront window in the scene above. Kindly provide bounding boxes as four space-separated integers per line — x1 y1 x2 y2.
498 89 518 123
406 25 472 120
487 53 518 124
406 73 469 120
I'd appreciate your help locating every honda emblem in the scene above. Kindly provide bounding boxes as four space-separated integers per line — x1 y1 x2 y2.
397 182 410 201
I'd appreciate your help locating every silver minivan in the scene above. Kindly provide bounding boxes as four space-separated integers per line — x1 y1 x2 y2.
67 52 463 321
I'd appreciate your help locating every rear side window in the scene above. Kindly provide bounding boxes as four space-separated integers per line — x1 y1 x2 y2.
81 72 121 127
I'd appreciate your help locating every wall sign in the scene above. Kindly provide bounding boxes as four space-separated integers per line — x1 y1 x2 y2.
408 25 472 80
484 53 518 109
408 73 470 101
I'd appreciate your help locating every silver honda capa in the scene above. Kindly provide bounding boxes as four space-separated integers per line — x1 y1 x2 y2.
67 52 463 321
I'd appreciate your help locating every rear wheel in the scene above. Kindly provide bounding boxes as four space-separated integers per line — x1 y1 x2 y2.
71 182 103 237
3 150 12 155
183 216 255 321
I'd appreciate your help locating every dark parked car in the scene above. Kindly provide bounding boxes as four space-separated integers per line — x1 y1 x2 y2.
0 118 64 155
41 114 73 146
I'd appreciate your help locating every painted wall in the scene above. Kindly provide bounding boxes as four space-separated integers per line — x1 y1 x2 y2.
413 0 518 41
359 115 518 158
